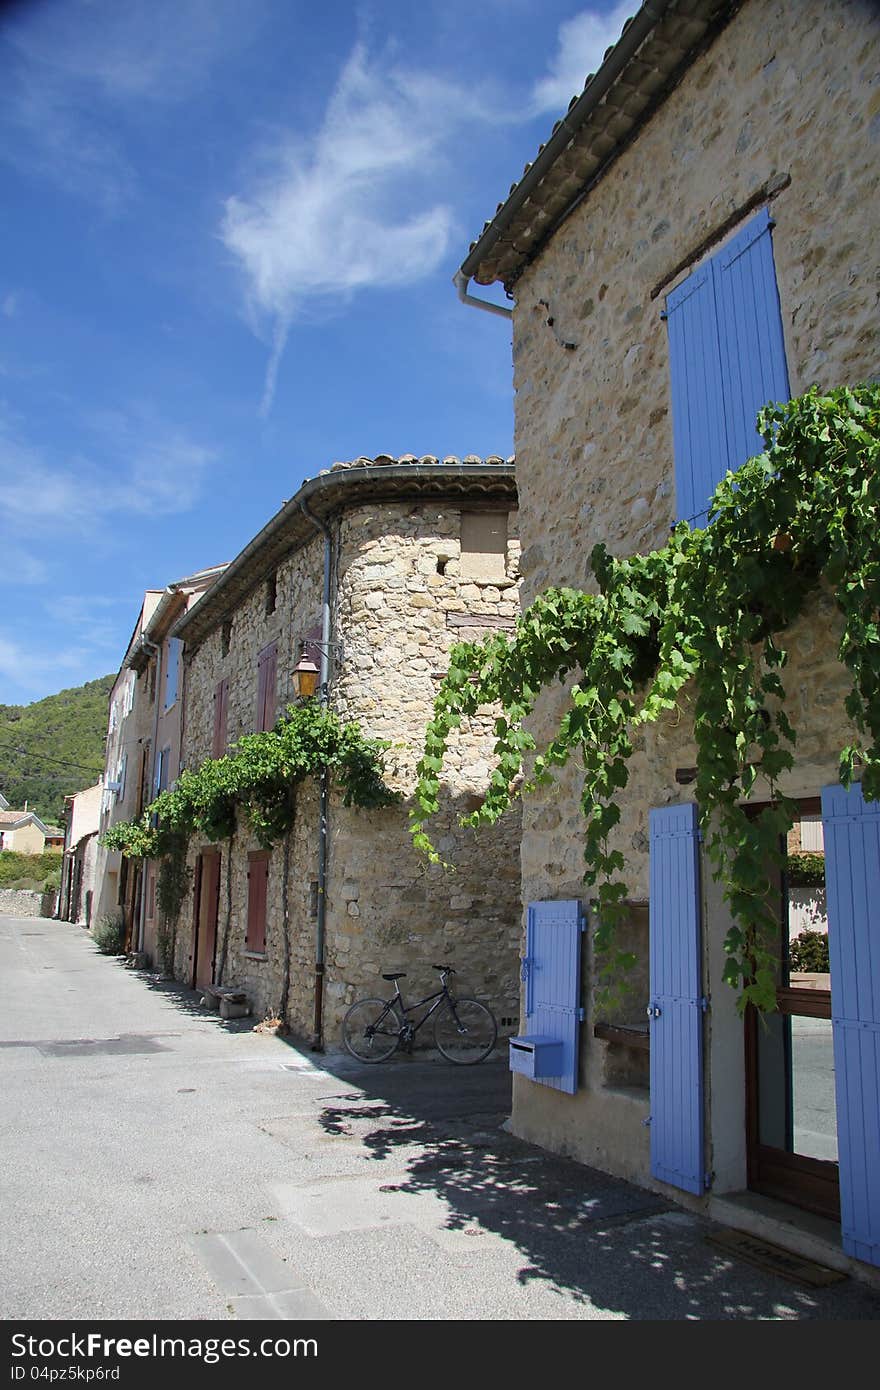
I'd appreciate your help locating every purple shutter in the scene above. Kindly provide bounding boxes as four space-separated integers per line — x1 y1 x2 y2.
212 678 228 758
665 265 727 526
246 852 269 953
523 900 584 1094
649 802 707 1194
714 206 790 474
821 782 880 1267
256 642 277 731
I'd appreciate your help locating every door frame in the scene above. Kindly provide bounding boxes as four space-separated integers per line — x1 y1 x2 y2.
743 796 840 1221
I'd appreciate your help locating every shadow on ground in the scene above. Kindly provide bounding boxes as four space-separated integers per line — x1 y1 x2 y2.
138 973 880 1320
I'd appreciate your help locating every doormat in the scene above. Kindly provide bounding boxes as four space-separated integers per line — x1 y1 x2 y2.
706 1227 848 1288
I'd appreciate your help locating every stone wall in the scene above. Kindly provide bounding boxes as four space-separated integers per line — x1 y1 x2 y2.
0 889 47 917
176 494 523 1045
506 0 879 1177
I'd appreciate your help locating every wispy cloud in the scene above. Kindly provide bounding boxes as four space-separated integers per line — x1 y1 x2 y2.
221 43 500 415
0 415 216 536
2 294 19 319
0 0 264 213
0 633 95 694
531 4 632 115
7 0 261 106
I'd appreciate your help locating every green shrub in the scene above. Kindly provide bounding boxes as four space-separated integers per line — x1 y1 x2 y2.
0 850 63 886
93 914 125 955
787 852 825 887
43 868 62 892
789 930 830 973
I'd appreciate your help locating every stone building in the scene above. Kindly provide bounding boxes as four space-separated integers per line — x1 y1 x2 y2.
58 782 103 927
93 566 225 947
455 0 880 1276
170 455 522 1048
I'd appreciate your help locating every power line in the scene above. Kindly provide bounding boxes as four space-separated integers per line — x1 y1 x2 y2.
0 740 103 776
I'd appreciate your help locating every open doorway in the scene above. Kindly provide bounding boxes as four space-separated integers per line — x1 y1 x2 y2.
745 797 839 1220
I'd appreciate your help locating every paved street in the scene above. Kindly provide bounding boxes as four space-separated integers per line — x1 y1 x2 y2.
1 913 879 1321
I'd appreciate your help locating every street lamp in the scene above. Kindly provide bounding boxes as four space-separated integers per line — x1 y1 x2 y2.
291 651 320 700
291 638 343 702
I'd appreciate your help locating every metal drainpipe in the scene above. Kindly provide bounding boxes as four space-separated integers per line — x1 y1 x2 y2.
300 498 333 1051
453 268 513 319
137 637 162 954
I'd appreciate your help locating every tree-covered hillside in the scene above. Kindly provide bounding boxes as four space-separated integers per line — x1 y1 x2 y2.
0 675 114 825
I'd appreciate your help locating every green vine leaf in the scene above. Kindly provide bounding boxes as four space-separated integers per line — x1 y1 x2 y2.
411 384 880 1012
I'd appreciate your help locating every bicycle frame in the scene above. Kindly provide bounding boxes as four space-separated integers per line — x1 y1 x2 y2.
372 981 456 1040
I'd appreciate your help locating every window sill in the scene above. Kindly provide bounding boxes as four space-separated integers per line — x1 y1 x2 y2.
243 950 268 961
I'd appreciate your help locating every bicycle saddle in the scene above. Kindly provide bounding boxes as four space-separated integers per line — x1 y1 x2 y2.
382 972 406 981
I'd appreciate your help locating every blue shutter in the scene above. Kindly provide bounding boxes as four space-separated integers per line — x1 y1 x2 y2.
821 782 880 1268
522 900 584 1094
714 207 790 474
666 266 727 526
164 638 180 710
649 802 707 1194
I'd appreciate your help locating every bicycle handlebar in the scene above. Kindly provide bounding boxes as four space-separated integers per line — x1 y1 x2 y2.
432 963 455 974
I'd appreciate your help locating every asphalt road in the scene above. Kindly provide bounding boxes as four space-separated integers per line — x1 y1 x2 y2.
2 913 879 1321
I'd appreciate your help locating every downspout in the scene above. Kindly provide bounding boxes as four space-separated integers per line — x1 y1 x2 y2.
137 638 162 954
453 269 512 320
300 497 333 1051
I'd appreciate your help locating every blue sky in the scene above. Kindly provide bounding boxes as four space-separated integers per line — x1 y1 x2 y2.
0 0 632 706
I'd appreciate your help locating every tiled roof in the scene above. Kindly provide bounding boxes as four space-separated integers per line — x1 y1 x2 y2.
327 452 511 472
461 0 737 290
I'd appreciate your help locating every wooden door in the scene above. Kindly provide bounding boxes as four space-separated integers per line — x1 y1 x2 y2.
193 850 221 990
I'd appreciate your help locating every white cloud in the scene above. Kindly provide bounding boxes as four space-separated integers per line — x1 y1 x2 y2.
531 4 632 115
220 43 494 414
0 634 91 691
0 418 216 535
0 0 265 212
7 0 261 106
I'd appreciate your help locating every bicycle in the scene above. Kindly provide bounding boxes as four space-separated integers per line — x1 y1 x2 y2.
341 964 497 1065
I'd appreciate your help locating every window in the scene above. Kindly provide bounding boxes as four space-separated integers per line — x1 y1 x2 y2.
164 638 181 710
155 745 170 795
460 511 508 581
265 572 277 616
255 641 277 732
246 851 270 953
665 207 790 526
212 678 229 758
220 619 232 657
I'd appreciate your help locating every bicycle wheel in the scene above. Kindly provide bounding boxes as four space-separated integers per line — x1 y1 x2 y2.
342 998 401 1063
433 997 497 1064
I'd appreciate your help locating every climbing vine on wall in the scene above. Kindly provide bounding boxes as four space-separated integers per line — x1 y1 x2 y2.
411 385 880 1014
102 702 400 922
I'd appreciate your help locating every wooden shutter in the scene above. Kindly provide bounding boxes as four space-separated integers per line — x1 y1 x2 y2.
164 638 180 710
648 802 707 1194
666 207 788 527
246 852 270 953
522 900 584 1094
665 265 727 526
212 678 228 758
256 642 277 731
714 207 790 475
821 782 880 1267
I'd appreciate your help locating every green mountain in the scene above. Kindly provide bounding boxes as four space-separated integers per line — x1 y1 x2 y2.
0 675 114 825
